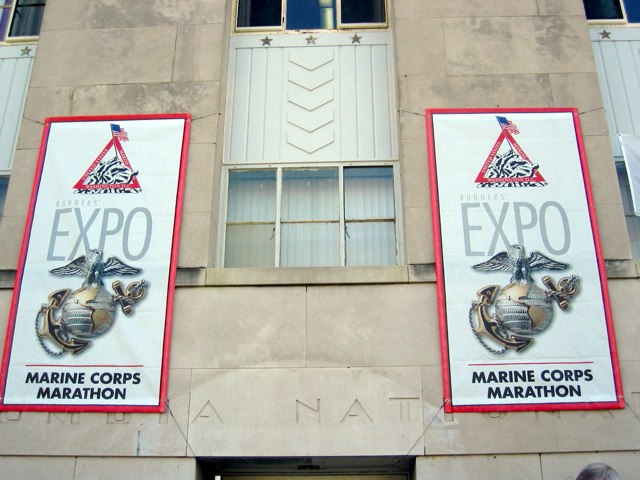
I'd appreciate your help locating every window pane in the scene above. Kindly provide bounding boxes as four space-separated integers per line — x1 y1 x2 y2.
341 0 386 24
0 177 8 217
225 170 276 267
282 168 338 221
227 170 276 222
582 0 623 20
287 0 336 30
281 223 339 266
346 221 396 265
237 0 282 28
344 167 394 220
9 0 45 37
225 224 276 267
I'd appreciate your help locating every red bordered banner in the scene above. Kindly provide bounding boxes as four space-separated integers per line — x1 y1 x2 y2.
0 114 191 412
426 108 624 412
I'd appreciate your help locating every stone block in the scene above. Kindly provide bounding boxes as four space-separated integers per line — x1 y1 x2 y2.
0 214 26 270
74 457 201 480
415 454 542 480
593 202 633 260
609 279 640 362
42 0 226 30
400 137 430 209
18 87 74 150
394 18 445 76
306 284 439 367
1 149 38 217
541 451 640 480
0 456 76 480
393 0 538 18
176 211 211 267
403 206 433 265
582 135 618 204
0 369 191 456
188 367 424 456
174 23 225 82
443 17 594 75
420 364 640 455
549 73 609 137
31 28 176 87
398 74 553 139
537 0 589 16
170 286 306 368
183 143 216 214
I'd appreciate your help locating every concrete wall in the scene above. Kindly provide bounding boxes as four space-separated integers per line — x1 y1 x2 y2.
0 0 639 478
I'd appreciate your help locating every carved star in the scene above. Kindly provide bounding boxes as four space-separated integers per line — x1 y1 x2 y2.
20 46 32 56
305 35 317 45
261 36 272 46
599 30 611 39
351 34 361 44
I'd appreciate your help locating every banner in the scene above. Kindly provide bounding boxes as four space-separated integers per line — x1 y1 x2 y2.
427 108 623 412
0 114 190 412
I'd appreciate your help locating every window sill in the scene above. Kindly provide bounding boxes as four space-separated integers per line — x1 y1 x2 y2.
1 260 637 289
203 265 433 286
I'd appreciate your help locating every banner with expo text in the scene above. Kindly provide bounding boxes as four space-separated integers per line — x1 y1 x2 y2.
427 108 624 412
0 114 190 412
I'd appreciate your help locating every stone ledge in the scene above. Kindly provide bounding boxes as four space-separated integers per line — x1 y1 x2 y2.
1 260 639 288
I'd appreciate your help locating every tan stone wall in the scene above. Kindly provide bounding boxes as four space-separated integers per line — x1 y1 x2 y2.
0 0 639 478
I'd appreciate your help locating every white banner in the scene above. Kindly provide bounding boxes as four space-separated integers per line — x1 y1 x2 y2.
427 109 623 412
0 115 190 412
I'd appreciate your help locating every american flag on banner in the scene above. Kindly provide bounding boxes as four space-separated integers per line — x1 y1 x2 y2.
110 123 129 142
619 134 640 216
496 116 520 135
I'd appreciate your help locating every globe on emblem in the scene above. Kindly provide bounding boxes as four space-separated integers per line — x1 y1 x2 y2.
494 281 553 335
60 287 116 338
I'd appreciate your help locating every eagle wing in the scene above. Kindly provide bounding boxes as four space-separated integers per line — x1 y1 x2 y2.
50 256 89 277
472 251 513 273
527 251 568 272
102 256 141 277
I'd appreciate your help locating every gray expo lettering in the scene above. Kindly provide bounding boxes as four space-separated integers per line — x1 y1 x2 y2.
462 201 570 256
47 207 152 261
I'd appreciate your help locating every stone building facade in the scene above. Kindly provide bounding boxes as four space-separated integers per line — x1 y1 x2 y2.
0 0 639 478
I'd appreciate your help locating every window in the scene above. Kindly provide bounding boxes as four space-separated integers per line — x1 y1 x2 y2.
1 0 45 40
223 166 397 267
0 177 8 219
583 0 640 22
236 0 387 30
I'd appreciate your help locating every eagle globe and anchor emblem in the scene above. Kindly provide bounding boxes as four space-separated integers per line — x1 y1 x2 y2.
36 249 148 356
469 244 580 354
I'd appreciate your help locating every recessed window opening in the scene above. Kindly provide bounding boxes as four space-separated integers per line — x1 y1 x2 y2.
224 166 397 267
236 0 386 31
583 0 623 20
7 0 45 38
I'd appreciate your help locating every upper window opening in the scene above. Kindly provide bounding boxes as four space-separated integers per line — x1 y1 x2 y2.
1 0 46 41
583 0 624 20
236 0 386 31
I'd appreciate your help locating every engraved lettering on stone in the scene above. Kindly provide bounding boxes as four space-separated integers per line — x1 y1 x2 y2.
389 397 419 423
48 412 79 424
107 412 132 424
483 411 508 420
341 399 373 423
192 401 224 424
296 399 320 423
581 409 614 419
0 411 21 422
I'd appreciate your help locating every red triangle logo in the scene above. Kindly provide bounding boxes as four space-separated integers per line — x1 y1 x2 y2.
73 137 141 193
475 128 546 187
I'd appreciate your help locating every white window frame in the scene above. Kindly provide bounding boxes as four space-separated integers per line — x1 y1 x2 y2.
218 161 403 268
584 0 628 24
234 0 388 33
2 0 45 43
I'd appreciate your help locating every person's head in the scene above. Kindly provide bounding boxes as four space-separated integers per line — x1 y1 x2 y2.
576 463 621 480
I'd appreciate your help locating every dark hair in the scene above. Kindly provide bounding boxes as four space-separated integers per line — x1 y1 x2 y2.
576 463 621 480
